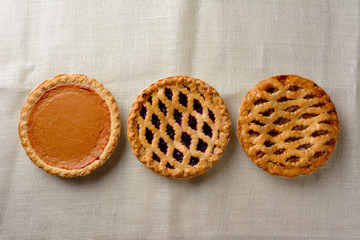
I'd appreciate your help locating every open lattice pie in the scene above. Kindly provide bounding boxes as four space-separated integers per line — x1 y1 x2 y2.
128 76 231 178
237 75 339 178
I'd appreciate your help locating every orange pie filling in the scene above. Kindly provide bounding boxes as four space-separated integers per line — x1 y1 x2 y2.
27 84 111 170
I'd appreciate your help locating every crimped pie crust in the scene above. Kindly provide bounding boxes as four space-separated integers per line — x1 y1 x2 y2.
19 74 121 178
237 75 339 178
128 76 231 179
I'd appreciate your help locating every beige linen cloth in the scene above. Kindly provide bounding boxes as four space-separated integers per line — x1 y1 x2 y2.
0 1 359 239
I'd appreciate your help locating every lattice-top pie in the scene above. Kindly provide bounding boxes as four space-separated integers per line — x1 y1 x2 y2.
237 75 339 178
19 74 121 178
128 76 231 178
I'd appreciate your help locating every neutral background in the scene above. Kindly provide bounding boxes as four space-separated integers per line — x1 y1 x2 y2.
1 1 359 239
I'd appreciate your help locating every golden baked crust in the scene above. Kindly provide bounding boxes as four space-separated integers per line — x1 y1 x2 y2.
18 74 121 178
127 76 231 179
237 75 339 178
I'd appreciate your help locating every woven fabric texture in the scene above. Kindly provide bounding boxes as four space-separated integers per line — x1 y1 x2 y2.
0 1 359 239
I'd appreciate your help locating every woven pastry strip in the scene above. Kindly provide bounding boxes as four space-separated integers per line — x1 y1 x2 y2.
238 75 339 178
128 76 231 178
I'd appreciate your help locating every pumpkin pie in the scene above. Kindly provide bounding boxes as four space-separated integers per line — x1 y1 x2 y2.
19 74 121 178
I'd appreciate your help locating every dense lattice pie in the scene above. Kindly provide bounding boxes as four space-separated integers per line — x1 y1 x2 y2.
128 76 231 178
19 74 121 178
237 75 339 178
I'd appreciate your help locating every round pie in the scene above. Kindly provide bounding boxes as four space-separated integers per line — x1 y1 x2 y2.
237 75 339 178
19 74 121 178
127 76 231 179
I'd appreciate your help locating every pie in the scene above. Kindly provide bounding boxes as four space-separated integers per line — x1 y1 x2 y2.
18 74 121 178
127 76 231 178
237 75 339 178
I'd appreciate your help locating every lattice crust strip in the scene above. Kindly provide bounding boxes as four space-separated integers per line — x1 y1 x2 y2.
238 75 339 178
128 76 231 179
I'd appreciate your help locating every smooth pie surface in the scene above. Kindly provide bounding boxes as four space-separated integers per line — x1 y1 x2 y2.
27 84 111 170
